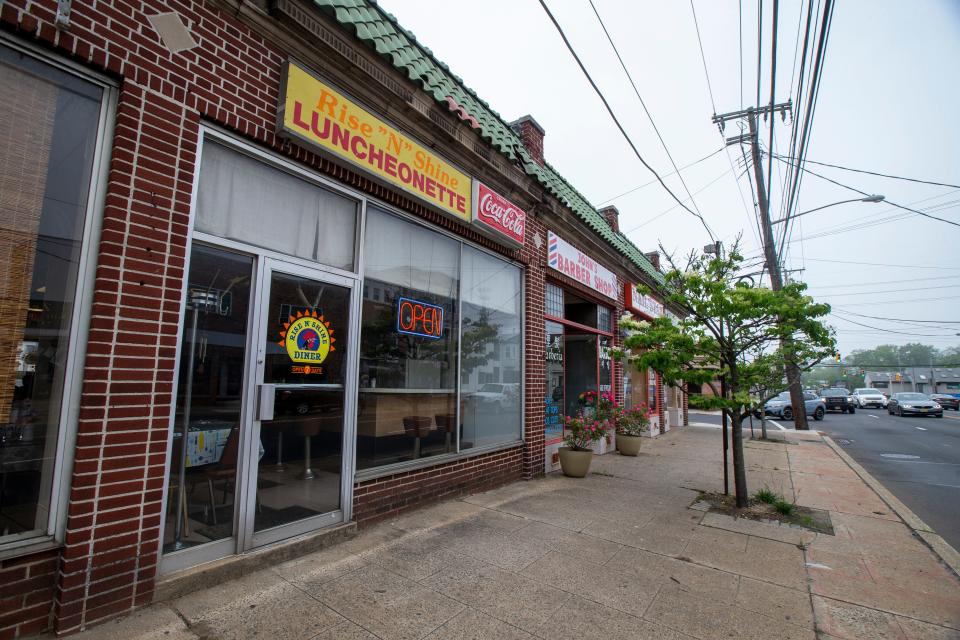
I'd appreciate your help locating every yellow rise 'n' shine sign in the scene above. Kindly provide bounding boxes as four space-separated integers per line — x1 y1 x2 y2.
279 61 472 222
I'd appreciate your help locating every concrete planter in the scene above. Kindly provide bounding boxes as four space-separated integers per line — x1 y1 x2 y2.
616 434 643 456
558 447 593 477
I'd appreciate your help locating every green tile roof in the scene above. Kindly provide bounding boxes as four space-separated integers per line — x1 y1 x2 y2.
313 0 664 285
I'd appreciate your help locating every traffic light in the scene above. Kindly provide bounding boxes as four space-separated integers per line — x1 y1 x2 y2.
895 372 902 382
835 352 841 363
859 368 864 375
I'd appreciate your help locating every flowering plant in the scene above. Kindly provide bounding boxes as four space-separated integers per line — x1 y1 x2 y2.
563 413 608 451
577 390 597 408
617 404 652 437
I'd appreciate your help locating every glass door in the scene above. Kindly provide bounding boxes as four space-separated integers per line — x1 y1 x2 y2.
245 259 356 548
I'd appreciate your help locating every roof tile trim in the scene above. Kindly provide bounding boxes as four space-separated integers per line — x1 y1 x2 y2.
312 0 664 284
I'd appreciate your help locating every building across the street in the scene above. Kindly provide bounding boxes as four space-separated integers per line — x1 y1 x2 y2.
863 369 960 395
0 0 686 636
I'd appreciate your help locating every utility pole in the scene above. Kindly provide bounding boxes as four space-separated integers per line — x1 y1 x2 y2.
712 102 810 430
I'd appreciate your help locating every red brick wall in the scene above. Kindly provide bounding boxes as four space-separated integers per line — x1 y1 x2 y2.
0 549 58 640
353 446 522 526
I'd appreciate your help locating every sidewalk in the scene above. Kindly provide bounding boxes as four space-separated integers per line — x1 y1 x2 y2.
70 427 960 640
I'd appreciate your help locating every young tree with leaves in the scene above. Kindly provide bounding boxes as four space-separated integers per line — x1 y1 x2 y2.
618 243 835 507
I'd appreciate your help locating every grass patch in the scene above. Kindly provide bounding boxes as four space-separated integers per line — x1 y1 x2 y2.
773 500 795 516
754 487 780 504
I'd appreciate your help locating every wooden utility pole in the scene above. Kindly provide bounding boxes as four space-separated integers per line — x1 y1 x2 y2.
712 102 810 430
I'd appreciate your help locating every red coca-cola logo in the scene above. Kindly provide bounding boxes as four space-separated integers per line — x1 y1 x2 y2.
473 183 525 244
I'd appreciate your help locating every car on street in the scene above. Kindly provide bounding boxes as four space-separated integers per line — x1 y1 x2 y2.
471 382 519 409
820 388 856 414
759 391 825 421
929 394 960 411
852 387 888 409
887 392 943 418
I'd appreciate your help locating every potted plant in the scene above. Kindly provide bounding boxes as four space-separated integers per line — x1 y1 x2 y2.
577 390 598 419
558 413 608 477
616 404 651 456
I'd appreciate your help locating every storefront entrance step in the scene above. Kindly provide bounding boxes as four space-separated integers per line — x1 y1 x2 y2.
154 522 357 603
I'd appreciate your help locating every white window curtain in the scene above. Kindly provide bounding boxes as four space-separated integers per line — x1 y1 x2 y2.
196 142 357 270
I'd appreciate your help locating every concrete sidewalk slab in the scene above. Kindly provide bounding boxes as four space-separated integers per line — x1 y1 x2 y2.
65 426 960 640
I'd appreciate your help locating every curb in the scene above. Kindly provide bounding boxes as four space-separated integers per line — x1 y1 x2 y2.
821 434 960 579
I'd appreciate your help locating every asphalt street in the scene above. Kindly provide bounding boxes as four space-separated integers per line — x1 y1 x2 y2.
688 407 960 551
819 407 960 552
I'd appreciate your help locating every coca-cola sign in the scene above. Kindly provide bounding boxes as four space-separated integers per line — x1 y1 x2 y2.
471 182 525 246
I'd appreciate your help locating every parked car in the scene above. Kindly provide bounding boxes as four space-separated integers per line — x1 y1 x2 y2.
471 383 519 409
760 391 825 421
887 392 943 418
820 388 856 414
929 394 959 411
852 388 888 409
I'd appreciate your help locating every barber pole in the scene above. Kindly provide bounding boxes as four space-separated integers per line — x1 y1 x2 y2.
471 181 526 246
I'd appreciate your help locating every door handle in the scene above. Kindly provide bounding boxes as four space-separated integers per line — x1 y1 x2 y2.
258 384 276 421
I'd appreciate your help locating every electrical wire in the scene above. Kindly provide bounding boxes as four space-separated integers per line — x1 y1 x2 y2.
589 0 709 224
775 156 960 190
817 283 960 298
801 256 960 270
831 294 960 306
596 147 725 205
773 155 960 229
829 312 960 338
809 274 960 289
831 311 960 324
537 0 717 241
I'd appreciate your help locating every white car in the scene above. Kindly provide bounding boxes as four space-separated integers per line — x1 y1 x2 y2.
852 388 888 409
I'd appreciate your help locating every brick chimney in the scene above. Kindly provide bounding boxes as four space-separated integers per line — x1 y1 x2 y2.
645 251 661 271
598 205 620 232
509 115 545 166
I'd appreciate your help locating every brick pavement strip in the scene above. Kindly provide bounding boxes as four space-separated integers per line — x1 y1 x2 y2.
63 427 960 640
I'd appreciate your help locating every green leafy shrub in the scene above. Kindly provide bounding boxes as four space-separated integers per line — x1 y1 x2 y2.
774 500 795 516
755 488 780 504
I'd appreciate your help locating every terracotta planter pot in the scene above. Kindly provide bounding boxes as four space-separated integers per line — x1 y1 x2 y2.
616 434 643 456
559 447 593 477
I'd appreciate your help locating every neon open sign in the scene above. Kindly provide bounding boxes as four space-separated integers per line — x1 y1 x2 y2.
397 297 444 339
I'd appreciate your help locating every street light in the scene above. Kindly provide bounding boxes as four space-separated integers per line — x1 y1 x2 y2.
770 195 885 225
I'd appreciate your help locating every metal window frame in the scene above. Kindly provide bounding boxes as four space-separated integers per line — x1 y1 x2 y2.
0 34 117 551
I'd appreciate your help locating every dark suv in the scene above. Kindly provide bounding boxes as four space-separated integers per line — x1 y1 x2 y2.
820 388 855 414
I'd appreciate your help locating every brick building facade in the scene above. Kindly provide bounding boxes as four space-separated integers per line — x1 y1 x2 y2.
0 0 682 636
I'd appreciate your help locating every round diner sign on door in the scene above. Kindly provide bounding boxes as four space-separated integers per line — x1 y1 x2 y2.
279 310 335 366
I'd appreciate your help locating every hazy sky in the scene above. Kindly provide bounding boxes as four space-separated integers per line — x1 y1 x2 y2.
378 0 960 356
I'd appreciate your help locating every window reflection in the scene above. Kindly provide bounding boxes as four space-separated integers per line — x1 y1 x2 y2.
0 46 102 542
357 208 459 468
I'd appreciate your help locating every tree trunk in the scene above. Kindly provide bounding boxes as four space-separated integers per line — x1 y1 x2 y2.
728 358 749 508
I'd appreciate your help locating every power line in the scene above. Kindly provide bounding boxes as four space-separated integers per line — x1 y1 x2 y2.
597 147 725 205
801 256 960 270
537 0 717 241
818 283 960 298
775 156 960 190
832 294 960 306
832 310 960 325
765 0 779 241
810 274 960 289
830 312 960 337
589 0 709 224
773 155 960 229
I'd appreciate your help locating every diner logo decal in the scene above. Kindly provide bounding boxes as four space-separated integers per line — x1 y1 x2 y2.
396 297 443 339
279 310 335 373
279 61 472 222
546 231 617 300
471 182 525 246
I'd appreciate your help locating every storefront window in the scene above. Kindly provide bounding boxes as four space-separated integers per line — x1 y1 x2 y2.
623 361 649 410
599 336 612 393
195 141 358 271
0 46 104 543
163 245 253 553
358 207 459 468
460 246 521 450
544 321 564 441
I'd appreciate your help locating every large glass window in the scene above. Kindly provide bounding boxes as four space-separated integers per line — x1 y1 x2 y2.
195 141 358 271
460 246 521 450
163 245 253 553
0 46 104 543
357 207 459 469
544 321 564 441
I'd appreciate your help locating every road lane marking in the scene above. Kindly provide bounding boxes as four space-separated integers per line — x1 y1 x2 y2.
868 415 878 419
916 427 927 431
881 453 920 459
768 420 786 431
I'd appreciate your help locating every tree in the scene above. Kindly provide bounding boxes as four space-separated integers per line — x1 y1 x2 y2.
618 243 835 507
